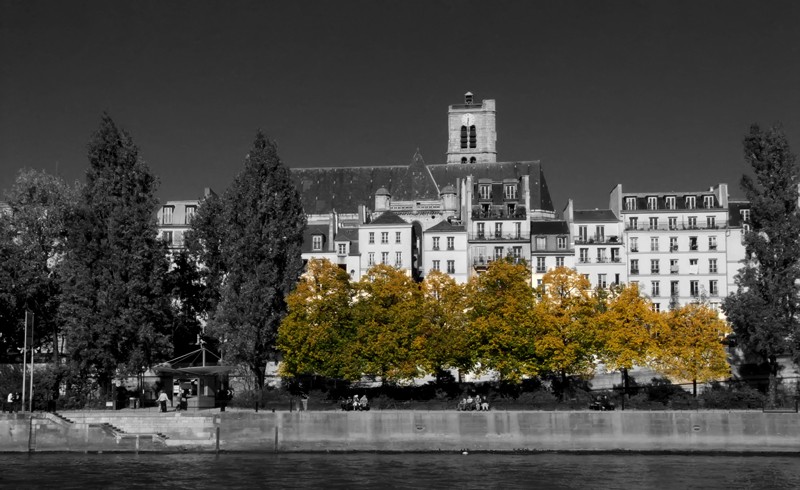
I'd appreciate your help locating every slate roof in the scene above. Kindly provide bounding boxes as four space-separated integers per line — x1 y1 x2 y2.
302 224 330 253
369 211 409 226
290 154 554 214
335 228 359 241
426 220 466 233
728 200 750 227
573 209 618 222
530 220 570 235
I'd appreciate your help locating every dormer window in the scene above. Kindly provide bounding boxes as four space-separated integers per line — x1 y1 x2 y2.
337 243 347 256
504 184 517 200
312 235 323 251
625 197 637 210
478 184 491 200
162 206 174 224
685 196 696 209
184 205 196 224
703 195 715 208
665 196 676 210
647 196 658 210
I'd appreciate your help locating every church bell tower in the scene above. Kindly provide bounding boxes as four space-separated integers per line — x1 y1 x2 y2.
446 92 497 164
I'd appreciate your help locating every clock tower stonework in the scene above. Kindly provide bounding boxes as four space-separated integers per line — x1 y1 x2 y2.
446 92 497 164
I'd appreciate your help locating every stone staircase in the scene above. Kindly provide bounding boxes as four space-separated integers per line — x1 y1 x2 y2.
56 411 217 447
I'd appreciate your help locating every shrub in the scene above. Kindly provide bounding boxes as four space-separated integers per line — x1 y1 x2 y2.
699 382 765 409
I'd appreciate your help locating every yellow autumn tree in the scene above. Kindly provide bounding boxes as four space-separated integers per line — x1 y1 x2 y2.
598 283 660 371
277 258 357 379
351 264 424 383
535 267 600 388
651 303 731 396
465 259 539 382
414 270 470 380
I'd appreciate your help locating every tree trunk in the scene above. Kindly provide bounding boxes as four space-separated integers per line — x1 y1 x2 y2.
692 379 697 398
767 356 779 409
251 363 265 391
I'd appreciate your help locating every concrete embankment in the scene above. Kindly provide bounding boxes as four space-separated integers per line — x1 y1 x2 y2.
2 410 799 453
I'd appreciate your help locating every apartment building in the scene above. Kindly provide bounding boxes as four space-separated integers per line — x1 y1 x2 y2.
530 220 573 287
564 199 627 290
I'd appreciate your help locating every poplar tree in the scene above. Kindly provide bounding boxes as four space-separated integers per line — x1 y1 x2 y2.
723 124 800 404
59 114 172 394
201 132 306 388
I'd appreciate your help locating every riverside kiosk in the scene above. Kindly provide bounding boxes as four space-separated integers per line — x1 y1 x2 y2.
152 344 234 410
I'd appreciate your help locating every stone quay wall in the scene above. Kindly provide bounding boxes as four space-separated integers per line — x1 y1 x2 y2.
2 410 799 453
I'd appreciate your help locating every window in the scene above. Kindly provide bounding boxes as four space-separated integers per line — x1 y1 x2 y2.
184 205 196 224
432 237 440 250
703 195 715 208
504 184 517 200
690 280 700 297
478 184 491 200
649 217 658 230
625 197 637 210
689 236 698 250
706 216 716 229
709 280 718 296
668 217 677 230
709 258 718 274
556 256 565 267
671 281 680 297
432 260 440 271
670 259 679 274
689 259 699 274
652 303 661 312
338 243 347 256
597 248 607 263
630 237 638 252
743 223 751 234
669 237 678 252
536 257 546 273
477 222 485 238
557 236 567 249
741 209 751 221
161 231 173 244
709 236 717 250
647 196 658 210
381 232 388 244
629 217 638 229
381 252 389 264
495 222 503 238
460 126 468 149
686 196 696 209
447 236 454 250
447 260 455 274
536 236 546 250
650 237 659 252
651 281 660 297
598 274 607 288
162 206 174 224
511 247 522 259
312 235 323 251
651 259 660 274
461 157 467 164
494 247 504 260
369 232 375 244
611 248 620 262
368 252 375 266
665 196 676 210
596 225 605 242
578 225 588 242
470 157 476 163
630 259 639 275
395 252 402 267
688 216 697 229
514 222 521 239
580 248 589 263
396 231 401 244
469 125 477 148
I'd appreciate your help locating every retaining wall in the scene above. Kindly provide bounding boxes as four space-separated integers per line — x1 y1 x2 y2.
2 410 799 453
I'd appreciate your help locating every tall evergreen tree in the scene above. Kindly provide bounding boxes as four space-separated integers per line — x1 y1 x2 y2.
199 132 306 388
58 114 172 394
723 124 800 404
0 169 79 363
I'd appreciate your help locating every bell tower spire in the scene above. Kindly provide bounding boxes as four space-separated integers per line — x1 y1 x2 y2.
446 92 497 164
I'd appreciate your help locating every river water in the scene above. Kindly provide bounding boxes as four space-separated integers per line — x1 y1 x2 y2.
1 452 799 489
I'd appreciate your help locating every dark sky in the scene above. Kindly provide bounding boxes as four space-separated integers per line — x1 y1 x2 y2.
2 1 799 211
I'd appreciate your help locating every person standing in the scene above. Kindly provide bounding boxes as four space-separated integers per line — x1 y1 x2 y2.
157 390 170 413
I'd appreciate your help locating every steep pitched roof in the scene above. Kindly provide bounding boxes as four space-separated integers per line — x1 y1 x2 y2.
426 220 466 233
574 209 618 222
530 220 569 234
290 157 555 214
369 211 409 226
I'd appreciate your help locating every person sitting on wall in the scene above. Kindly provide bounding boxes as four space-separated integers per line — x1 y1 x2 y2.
359 394 369 411
352 395 360 411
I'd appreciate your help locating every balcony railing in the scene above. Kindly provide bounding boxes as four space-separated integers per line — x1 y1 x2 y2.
625 220 729 231
574 235 620 245
469 232 529 241
473 256 526 268
471 206 527 220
